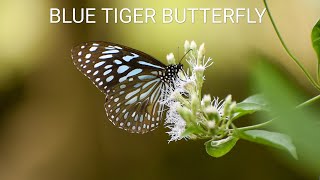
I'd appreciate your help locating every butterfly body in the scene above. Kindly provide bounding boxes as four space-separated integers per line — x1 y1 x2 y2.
71 41 182 133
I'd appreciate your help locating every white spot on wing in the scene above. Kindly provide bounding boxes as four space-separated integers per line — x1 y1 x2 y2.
117 65 130 74
89 46 98 52
85 54 91 59
114 60 122 64
106 75 114 82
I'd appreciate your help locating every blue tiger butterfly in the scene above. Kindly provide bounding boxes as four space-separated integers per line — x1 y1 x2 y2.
71 41 183 134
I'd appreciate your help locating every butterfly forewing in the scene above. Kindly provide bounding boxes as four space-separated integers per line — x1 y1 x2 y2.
71 41 168 133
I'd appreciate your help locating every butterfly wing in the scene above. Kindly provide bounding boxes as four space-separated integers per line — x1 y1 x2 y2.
71 41 167 133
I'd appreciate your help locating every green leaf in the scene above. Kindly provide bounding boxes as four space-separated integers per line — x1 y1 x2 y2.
253 60 320 172
233 94 268 119
181 125 203 138
311 19 320 79
239 130 298 159
205 136 239 158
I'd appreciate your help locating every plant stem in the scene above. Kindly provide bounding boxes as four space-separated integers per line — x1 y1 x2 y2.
296 94 320 108
263 0 320 91
236 119 274 131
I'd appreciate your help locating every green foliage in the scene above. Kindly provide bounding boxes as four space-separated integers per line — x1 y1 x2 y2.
239 130 297 159
233 94 269 119
205 136 239 158
312 19 320 80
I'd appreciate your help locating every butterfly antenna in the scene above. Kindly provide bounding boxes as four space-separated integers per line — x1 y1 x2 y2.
179 49 192 64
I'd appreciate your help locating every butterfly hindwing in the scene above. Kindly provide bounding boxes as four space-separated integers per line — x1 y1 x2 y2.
71 41 168 133
104 73 165 133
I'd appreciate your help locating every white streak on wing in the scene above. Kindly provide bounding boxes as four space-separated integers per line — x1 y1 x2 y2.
125 89 141 100
138 75 156 80
103 50 119 54
125 96 138 105
151 71 158 75
134 83 142 88
119 76 127 83
103 69 112 76
99 55 112 59
94 61 106 68
89 47 98 52
138 61 164 69
142 79 159 89
126 69 142 77
150 85 161 103
104 65 113 69
140 82 158 99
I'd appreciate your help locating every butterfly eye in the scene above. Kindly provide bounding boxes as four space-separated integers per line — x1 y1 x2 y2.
71 42 182 133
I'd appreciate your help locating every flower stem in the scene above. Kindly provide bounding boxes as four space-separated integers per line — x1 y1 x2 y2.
263 0 320 91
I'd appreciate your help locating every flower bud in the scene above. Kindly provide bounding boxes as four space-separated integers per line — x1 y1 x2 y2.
204 106 220 121
207 120 216 129
166 53 175 64
229 102 237 113
197 43 205 60
201 94 211 107
184 40 190 52
190 41 197 50
191 94 199 114
194 65 205 84
223 95 232 113
177 106 192 123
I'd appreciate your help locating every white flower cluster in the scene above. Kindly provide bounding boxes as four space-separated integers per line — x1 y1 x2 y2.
162 40 224 142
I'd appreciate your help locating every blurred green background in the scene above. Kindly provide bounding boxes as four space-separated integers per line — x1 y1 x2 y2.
0 0 319 180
